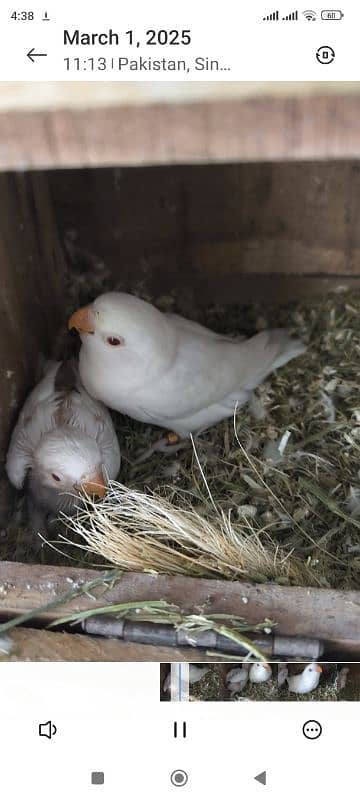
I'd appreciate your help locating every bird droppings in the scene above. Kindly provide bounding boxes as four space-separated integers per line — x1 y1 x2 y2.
0 582 13 598
241 597 249 604
237 504 257 519
38 582 55 593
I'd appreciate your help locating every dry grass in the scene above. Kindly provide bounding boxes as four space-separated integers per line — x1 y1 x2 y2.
60 476 320 586
108 288 360 590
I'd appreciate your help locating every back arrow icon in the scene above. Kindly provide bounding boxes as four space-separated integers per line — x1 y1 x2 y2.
254 771 267 786
27 48 48 62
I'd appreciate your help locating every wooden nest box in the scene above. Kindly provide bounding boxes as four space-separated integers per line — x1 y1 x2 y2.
0 93 360 660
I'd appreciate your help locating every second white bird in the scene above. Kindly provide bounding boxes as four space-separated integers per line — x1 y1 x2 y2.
6 359 121 532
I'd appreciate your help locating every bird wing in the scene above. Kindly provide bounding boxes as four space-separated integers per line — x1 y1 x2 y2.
226 668 248 685
6 361 62 489
165 313 240 342
67 387 121 479
53 360 121 480
135 324 305 430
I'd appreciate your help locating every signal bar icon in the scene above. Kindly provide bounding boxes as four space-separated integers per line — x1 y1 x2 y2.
282 10 298 19
263 10 279 20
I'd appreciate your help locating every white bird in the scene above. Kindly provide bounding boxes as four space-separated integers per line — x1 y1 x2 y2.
336 666 349 691
189 665 210 684
68 292 305 448
226 665 249 694
6 359 121 533
249 663 272 683
286 663 322 694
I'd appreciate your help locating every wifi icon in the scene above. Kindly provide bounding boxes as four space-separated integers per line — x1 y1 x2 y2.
303 9 316 20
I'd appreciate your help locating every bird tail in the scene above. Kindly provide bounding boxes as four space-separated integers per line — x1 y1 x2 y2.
241 329 306 390
268 329 306 370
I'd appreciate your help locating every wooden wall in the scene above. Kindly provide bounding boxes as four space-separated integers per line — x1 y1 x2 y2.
0 173 66 524
48 159 360 313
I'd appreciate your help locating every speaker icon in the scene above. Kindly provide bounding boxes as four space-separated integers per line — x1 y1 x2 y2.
38 720 57 739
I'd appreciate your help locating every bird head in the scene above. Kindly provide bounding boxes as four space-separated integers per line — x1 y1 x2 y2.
249 662 272 681
30 430 107 514
67 292 175 369
305 663 323 675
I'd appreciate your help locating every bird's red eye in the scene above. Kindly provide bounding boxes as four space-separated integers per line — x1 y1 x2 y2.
107 336 121 346
52 473 61 482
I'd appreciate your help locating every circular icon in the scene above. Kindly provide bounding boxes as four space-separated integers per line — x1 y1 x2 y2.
303 720 322 740
171 769 188 787
316 45 335 64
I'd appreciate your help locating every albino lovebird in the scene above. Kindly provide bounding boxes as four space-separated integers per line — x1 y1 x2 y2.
286 663 322 694
68 292 306 447
249 663 272 683
6 359 121 533
189 665 210 684
226 665 249 694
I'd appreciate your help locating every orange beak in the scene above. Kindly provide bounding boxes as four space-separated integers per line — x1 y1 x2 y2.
80 471 107 499
315 664 323 673
68 305 95 334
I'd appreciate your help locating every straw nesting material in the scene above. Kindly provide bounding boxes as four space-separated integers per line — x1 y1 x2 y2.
61 290 360 590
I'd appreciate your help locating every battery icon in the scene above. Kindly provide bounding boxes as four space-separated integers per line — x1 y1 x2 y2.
321 9 344 19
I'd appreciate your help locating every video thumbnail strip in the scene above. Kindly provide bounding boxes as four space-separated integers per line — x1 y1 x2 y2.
160 662 359 701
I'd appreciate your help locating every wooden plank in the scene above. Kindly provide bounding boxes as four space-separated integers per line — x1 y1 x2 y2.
191 276 360 307
0 562 359 654
0 626 216 662
1 95 360 170
48 162 360 308
0 173 66 525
